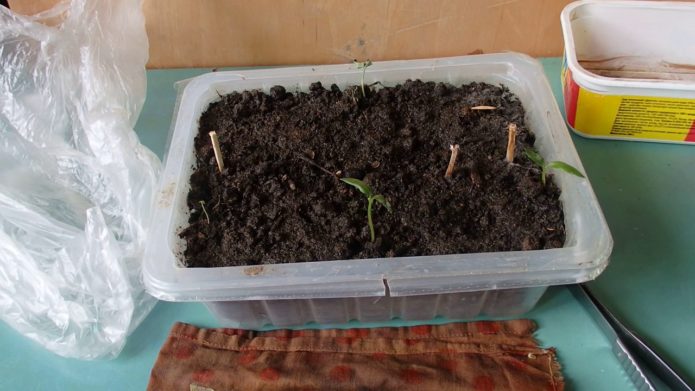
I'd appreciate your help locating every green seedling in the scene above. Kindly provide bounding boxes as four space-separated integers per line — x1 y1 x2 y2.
354 59 373 98
524 148 585 186
341 177 391 242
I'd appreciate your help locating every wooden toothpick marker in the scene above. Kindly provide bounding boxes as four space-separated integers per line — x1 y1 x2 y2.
471 105 497 110
506 123 517 163
445 144 460 178
209 131 224 172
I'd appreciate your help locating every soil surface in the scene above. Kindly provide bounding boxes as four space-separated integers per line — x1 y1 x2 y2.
181 80 566 267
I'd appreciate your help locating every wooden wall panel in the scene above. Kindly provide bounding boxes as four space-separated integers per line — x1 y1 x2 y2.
7 0 57 15
9 0 573 68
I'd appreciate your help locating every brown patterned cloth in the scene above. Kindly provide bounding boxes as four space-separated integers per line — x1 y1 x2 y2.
148 320 563 391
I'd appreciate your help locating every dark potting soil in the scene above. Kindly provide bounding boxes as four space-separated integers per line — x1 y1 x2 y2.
181 80 566 267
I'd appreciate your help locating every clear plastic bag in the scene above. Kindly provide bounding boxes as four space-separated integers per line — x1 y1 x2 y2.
0 0 161 359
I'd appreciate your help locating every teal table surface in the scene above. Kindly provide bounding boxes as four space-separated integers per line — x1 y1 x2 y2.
1 58 693 391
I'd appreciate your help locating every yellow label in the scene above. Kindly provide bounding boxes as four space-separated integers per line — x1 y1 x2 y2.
574 88 695 142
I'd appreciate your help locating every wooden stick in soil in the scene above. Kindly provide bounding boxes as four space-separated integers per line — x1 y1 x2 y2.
506 123 517 163
445 144 460 178
471 105 497 110
209 131 224 172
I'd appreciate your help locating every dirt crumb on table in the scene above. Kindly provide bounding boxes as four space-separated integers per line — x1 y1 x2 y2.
243 265 265 276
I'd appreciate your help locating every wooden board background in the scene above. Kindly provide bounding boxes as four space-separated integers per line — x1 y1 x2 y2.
9 0 574 68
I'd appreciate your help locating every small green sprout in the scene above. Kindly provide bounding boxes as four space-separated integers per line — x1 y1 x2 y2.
341 177 391 242
524 148 585 186
354 59 373 98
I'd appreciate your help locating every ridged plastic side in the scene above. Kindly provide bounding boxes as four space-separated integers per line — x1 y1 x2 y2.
205 287 547 328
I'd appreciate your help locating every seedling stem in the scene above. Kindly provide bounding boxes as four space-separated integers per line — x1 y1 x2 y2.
445 144 460 178
354 60 373 98
341 178 391 242
199 201 210 223
367 197 376 241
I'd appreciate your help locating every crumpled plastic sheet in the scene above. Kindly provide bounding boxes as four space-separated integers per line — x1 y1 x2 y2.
0 0 161 359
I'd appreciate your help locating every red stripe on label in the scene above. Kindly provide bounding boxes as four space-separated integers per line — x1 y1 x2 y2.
563 68 580 127
686 120 695 142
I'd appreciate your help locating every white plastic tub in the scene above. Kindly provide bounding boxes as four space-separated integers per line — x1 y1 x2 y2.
561 0 695 143
143 53 612 328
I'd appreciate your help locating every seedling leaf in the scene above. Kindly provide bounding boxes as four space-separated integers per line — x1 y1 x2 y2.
372 194 392 212
524 148 585 186
547 161 585 179
523 148 545 167
355 60 373 69
340 177 372 197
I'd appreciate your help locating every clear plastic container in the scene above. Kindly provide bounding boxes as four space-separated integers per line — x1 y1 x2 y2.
143 53 612 327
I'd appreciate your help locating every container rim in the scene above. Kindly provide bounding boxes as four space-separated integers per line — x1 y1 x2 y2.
561 0 695 93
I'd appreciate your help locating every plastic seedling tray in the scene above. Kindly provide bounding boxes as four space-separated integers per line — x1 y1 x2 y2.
143 53 612 327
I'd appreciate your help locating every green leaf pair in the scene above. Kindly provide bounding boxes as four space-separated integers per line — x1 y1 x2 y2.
524 148 585 186
341 177 391 242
